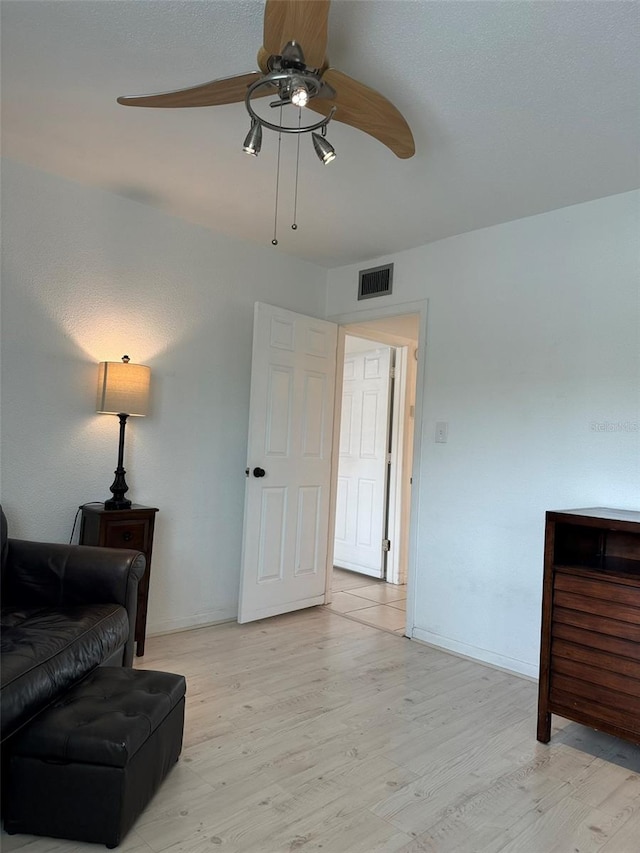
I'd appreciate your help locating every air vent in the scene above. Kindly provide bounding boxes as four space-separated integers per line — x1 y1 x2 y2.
358 263 393 300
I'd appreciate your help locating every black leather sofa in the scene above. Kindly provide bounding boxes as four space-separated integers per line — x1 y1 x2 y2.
0 506 146 746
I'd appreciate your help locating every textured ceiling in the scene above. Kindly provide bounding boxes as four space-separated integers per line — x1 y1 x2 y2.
2 0 639 268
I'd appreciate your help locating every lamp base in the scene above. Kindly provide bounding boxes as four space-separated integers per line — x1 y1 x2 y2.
105 415 132 511
104 498 132 511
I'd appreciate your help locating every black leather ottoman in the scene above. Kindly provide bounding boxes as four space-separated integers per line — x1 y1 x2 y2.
4 667 186 849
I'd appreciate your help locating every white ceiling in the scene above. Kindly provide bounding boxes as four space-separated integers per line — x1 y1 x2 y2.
2 1 639 268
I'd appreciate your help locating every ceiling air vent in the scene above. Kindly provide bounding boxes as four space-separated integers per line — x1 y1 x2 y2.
358 263 393 300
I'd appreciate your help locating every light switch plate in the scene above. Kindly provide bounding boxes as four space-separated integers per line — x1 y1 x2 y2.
435 421 448 443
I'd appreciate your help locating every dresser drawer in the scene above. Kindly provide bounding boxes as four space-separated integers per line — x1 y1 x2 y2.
549 676 640 736
554 571 640 608
103 519 148 551
552 606 640 643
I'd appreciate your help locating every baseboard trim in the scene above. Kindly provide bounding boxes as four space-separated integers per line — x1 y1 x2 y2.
146 609 236 638
411 627 538 681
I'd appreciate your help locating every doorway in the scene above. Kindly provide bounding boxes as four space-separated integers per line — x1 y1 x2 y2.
325 313 419 636
238 300 426 632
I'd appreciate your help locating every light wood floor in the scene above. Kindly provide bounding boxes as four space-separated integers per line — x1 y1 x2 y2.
3 608 640 852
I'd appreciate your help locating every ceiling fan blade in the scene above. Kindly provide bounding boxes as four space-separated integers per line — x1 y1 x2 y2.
117 72 270 108
307 69 415 159
257 46 271 75
263 0 330 69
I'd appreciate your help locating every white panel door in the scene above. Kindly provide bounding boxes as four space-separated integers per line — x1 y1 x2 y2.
333 343 392 578
238 303 337 623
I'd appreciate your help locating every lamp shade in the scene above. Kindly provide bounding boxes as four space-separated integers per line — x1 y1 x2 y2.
96 360 150 416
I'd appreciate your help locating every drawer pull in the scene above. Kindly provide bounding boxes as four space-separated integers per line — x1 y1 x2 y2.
122 531 133 542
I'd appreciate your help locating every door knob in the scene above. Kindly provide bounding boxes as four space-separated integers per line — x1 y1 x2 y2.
253 467 266 478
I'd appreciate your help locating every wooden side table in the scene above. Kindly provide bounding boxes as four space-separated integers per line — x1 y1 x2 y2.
79 504 159 657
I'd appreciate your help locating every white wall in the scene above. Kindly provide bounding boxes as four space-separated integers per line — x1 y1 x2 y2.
3 161 638 676
326 191 640 677
1 159 327 635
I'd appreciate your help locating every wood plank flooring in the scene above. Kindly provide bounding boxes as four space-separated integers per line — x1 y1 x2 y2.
3 607 640 852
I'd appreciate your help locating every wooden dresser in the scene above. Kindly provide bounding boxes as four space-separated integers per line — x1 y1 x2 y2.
537 508 640 745
79 504 158 657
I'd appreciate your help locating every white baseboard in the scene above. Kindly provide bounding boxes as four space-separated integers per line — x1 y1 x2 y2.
146 608 236 638
411 627 538 681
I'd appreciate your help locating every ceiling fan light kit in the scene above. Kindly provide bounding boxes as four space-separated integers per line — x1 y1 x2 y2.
291 81 309 108
242 120 263 156
311 131 336 165
242 65 337 141
116 0 414 245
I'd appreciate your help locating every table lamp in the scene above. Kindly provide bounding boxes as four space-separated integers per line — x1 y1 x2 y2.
96 355 151 510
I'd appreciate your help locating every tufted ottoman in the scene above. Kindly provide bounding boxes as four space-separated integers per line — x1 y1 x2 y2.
4 667 186 849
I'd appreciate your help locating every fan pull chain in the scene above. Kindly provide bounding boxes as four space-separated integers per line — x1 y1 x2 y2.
291 109 302 231
272 107 283 246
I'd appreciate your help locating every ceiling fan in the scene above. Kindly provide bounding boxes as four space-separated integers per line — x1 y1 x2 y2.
117 0 415 160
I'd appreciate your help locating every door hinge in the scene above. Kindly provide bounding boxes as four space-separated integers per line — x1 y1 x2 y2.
382 539 391 552
386 452 392 464
390 367 396 379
